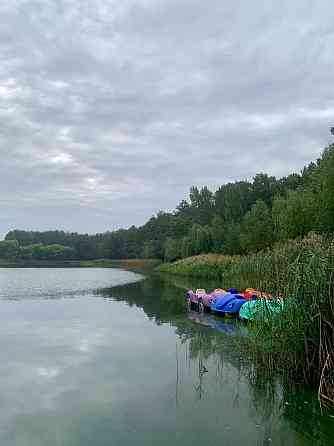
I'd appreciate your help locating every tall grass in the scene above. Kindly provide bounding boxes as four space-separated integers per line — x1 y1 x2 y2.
159 234 334 407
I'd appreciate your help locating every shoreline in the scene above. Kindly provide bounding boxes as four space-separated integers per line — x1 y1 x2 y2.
0 258 161 273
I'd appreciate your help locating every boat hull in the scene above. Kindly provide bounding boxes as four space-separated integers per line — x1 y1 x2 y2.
239 299 284 321
211 293 246 317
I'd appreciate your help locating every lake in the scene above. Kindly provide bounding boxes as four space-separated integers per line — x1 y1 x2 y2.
0 268 332 446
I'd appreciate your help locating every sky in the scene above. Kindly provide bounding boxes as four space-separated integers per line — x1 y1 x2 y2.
1 0 334 238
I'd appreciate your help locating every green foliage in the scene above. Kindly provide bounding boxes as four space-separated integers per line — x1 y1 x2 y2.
5 230 106 260
0 240 20 259
252 173 278 206
189 224 212 255
189 186 215 225
222 221 241 254
158 254 237 280
142 240 156 259
240 200 273 252
318 144 334 233
272 190 318 240
210 215 225 253
215 181 254 223
180 236 192 258
164 237 180 262
0 240 75 261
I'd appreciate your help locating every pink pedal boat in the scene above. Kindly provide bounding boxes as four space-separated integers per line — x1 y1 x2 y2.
186 288 226 312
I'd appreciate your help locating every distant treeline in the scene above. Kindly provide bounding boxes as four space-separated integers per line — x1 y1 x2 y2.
3 143 334 261
0 240 75 261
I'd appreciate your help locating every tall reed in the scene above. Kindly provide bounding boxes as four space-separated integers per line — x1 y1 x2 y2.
159 234 334 407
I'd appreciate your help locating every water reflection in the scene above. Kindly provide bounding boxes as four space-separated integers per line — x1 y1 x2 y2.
0 268 332 446
95 273 187 324
187 310 249 336
96 273 333 445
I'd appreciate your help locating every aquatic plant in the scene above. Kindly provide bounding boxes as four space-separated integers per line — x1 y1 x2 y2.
159 234 334 408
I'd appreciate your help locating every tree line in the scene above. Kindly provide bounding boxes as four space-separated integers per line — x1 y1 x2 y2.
0 239 76 261
3 142 334 262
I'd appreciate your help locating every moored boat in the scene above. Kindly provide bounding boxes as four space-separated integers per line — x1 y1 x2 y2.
210 292 246 316
186 286 283 321
239 298 284 322
186 289 213 312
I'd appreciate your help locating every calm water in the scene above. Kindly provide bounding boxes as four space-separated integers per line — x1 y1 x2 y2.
0 268 332 446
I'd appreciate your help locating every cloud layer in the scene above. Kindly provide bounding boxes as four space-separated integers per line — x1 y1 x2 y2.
1 0 334 236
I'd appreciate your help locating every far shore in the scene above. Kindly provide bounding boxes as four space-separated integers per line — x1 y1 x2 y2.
0 258 161 273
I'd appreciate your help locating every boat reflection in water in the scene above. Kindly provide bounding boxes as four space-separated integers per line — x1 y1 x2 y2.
187 310 249 337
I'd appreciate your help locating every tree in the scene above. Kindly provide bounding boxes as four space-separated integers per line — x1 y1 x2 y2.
317 144 334 233
210 215 225 253
142 241 156 259
189 186 215 225
272 190 318 241
223 222 241 255
189 224 212 255
252 173 278 206
240 200 273 252
0 240 20 259
215 181 253 223
180 236 192 258
164 238 180 262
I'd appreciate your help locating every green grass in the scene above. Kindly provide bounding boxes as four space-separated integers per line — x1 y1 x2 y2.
97 258 161 273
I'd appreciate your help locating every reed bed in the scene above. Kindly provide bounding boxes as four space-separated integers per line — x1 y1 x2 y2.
159 234 334 408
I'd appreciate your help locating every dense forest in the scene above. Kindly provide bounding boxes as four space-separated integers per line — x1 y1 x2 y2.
2 142 334 262
0 240 76 261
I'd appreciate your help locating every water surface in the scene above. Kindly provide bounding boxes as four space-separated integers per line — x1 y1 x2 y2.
0 268 332 446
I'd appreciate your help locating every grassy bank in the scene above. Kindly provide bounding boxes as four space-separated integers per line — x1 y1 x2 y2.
159 234 334 408
0 259 85 268
0 258 161 272
98 258 161 273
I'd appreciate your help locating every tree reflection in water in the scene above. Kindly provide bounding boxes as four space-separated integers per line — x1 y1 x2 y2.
95 272 333 446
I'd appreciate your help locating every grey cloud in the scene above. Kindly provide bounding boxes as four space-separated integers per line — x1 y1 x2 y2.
1 0 334 237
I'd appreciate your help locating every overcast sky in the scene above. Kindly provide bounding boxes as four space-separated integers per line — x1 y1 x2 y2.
1 0 334 238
